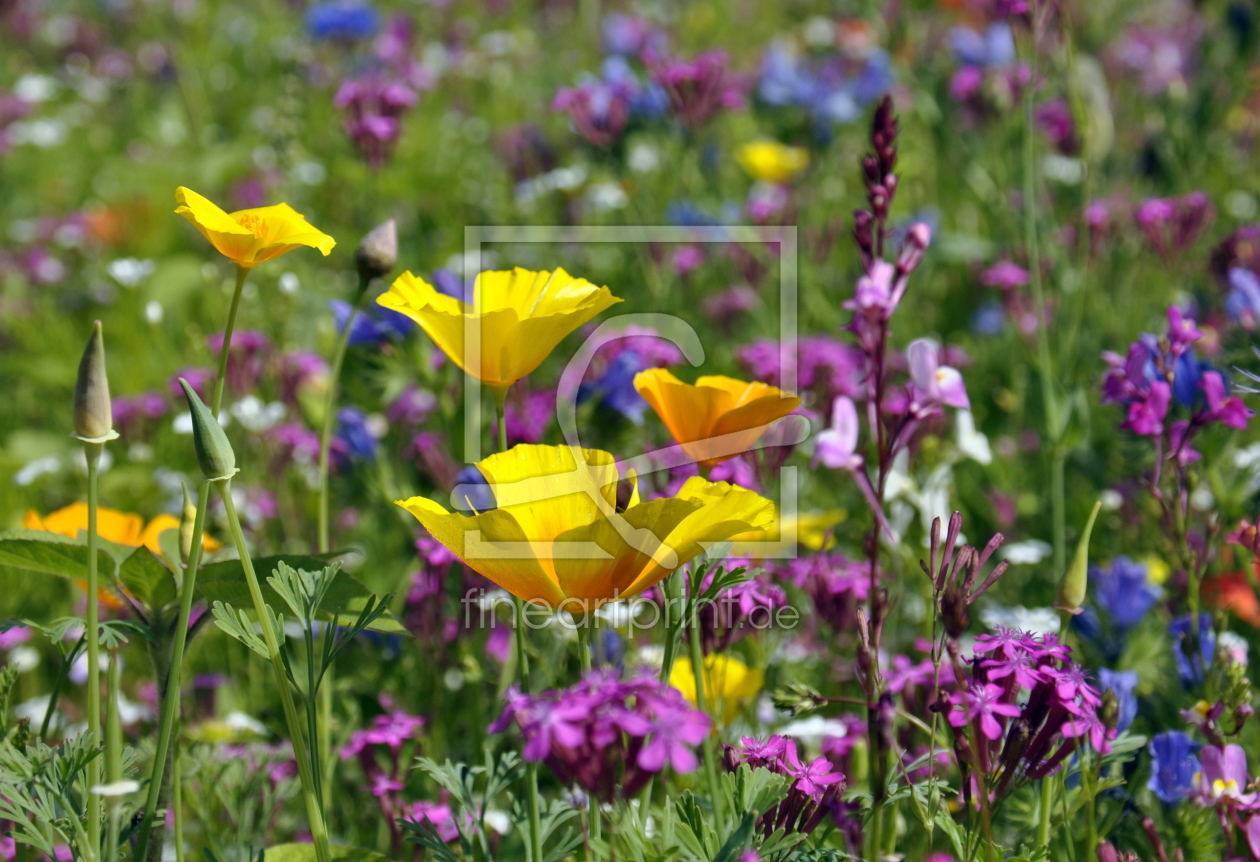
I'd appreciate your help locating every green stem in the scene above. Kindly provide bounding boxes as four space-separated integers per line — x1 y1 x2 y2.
515 596 544 862
134 264 247 862
1019 26 1064 574
218 482 333 862
1037 771 1054 851
41 636 83 742
318 273 371 554
85 441 102 862
173 709 184 862
686 589 725 829
105 651 120 783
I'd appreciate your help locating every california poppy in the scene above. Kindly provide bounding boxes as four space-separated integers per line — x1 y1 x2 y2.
634 369 801 469
174 186 335 268
396 444 774 611
378 268 621 403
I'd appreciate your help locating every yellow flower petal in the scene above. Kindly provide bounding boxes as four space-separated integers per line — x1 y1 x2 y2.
394 445 774 609
736 141 810 184
377 268 621 389
670 654 764 725
635 370 801 469
174 186 335 268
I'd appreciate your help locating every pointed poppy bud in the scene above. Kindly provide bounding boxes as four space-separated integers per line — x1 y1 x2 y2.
1055 500 1102 615
178 378 236 482
179 482 197 565
74 321 115 442
355 218 398 282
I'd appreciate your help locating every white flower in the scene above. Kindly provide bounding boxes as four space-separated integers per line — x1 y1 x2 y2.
230 395 286 434
8 646 40 673
484 810 513 835
775 716 852 745
107 258 155 287
956 410 992 465
14 455 61 486
978 604 1061 635
224 711 268 736
1001 540 1053 565
92 780 140 797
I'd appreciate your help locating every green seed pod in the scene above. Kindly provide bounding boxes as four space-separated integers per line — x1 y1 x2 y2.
1055 500 1102 615
178 378 236 481
354 218 397 282
73 321 114 441
178 482 197 565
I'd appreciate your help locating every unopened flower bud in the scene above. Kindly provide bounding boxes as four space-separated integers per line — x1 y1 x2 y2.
355 218 397 282
1055 500 1102 615
178 483 197 565
178 378 236 482
73 321 113 441
896 223 932 274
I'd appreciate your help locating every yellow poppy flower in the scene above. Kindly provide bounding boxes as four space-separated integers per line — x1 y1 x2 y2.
634 369 802 470
670 654 764 725
731 508 846 554
23 503 221 557
174 186 335 268
395 444 774 611
376 268 622 403
736 141 809 184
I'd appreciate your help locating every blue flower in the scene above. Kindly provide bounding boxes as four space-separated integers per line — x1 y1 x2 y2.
1097 668 1139 732
758 42 893 133
1169 613 1214 686
1091 556 1162 631
948 23 1016 68
306 1 380 41
330 300 414 346
970 300 1006 336
1226 268 1260 323
1171 352 1206 409
334 407 376 464
431 268 471 302
579 350 650 422
451 465 495 514
1147 731 1199 803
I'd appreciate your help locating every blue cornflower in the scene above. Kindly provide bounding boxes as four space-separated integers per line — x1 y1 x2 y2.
1169 613 1214 686
335 407 376 463
758 42 893 132
1226 268 1260 324
451 465 495 514
948 23 1016 68
579 350 650 422
431 268 471 302
306 1 380 41
1147 731 1199 803
1171 352 1207 409
1091 556 1162 631
330 300 414 346
1097 668 1139 732
970 300 1006 336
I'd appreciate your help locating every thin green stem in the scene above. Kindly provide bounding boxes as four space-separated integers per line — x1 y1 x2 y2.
218 482 333 862
515 597 544 862
105 651 120 783
318 272 371 554
84 442 102 861
173 710 185 862
134 264 247 862
1037 758 1055 851
577 624 601 847
496 400 508 454
41 637 83 742
686 591 725 829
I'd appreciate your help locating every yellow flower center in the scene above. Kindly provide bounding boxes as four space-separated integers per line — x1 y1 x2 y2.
1214 779 1239 799
235 213 265 235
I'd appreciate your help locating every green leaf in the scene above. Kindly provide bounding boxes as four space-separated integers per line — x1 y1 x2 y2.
118 548 177 612
210 602 269 659
194 554 405 635
0 530 116 582
263 845 391 862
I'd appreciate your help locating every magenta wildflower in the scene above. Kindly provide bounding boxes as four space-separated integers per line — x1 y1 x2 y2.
948 683 1022 740
1195 744 1258 808
782 741 846 798
979 260 1030 290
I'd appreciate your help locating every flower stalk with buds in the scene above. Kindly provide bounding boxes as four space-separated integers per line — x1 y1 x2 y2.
72 320 116 860
180 379 334 862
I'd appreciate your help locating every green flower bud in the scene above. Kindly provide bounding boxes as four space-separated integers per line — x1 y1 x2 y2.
178 482 197 565
73 321 114 442
1055 500 1101 615
355 218 397 282
178 378 236 481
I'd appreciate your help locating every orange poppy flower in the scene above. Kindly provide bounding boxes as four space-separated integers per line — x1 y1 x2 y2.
23 503 221 608
633 369 801 469
1204 571 1260 626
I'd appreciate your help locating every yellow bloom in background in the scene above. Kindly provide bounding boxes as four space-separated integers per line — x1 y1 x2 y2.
634 369 802 470
23 503 221 557
378 267 621 402
395 444 775 610
731 508 846 555
736 140 809 184
174 186 335 268
1141 555 1171 586
670 654 764 725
